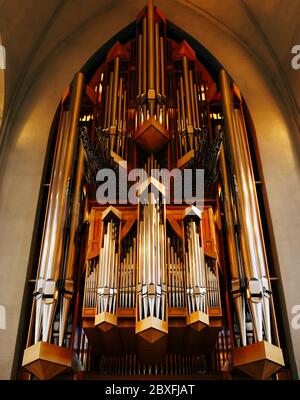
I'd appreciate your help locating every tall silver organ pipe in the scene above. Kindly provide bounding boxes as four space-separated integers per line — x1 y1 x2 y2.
184 207 208 319
137 192 166 322
167 236 185 309
219 69 274 345
119 237 137 309
84 258 99 309
97 208 121 316
33 72 84 344
218 123 247 346
59 143 85 346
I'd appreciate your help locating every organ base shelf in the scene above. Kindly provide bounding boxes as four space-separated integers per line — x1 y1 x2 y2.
22 341 73 380
233 340 285 380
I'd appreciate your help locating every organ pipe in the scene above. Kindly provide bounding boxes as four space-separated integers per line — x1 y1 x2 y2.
59 143 85 347
33 72 84 344
219 69 275 346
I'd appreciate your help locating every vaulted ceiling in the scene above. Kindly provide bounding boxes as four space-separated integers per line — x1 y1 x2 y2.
0 0 299 132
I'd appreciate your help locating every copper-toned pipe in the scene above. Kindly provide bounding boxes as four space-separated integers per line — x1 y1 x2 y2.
189 70 196 128
179 76 187 152
182 56 193 130
137 34 142 127
155 23 160 94
160 37 165 96
176 89 183 157
147 0 155 116
193 83 200 128
142 17 147 94
121 90 127 157
155 23 160 119
142 17 147 121
160 36 166 126
147 0 155 91
138 34 142 96
104 82 109 129
117 77 123 154
107 71 114 130
111 57 120 127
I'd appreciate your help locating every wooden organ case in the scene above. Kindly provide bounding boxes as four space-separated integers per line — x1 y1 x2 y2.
21 0 288 381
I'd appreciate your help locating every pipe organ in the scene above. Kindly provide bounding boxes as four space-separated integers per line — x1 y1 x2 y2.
21 0 287 381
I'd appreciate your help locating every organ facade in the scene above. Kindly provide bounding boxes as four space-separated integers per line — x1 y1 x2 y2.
20 0 288 380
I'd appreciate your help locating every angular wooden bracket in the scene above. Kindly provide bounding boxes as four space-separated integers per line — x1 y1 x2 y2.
233 341 285 380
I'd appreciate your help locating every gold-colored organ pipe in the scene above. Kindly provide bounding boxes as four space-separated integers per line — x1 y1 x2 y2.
142 17 147 122
111 57 120 128
155 23 160 119
219 69 268 344
176 90 183 156
142 17 147 94
160 36 166 127
138 34 142 96
147 0 155 92
107 71 114 130
132 238 136 308
117 77 123 154
160 36 165 96
179 77 186 137
155 23 160 95
104 80 109 129
117 77 123 131
182 56 193 133
189 70 196 129
59 143 85 346
193 83 200 128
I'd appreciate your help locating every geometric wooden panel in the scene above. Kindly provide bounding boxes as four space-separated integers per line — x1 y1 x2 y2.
22 341 73 380
233 340 285 380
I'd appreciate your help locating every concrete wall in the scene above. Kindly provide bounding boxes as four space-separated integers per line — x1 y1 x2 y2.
0 0 299 379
